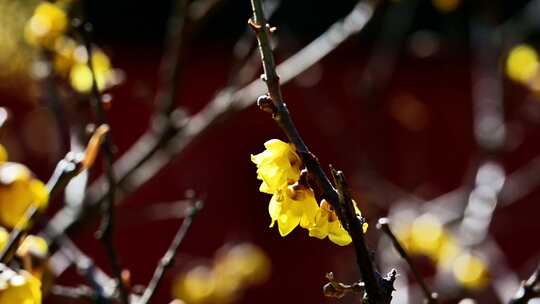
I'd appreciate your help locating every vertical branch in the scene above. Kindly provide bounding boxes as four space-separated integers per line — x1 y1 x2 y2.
153 0 188 122
249 1 395 303
137 200 203 304
79 22 129 304
331 169 395 303
377 218 438 304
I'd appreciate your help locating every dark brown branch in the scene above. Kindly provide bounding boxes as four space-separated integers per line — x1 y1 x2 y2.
249 1 394 303
80 21 129 304
136 200 203 304
153 0 188 121
377 218 438 304
510 264 540 304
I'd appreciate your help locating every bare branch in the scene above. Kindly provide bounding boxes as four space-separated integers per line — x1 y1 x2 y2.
136 200 203 304
377 218 438 304
79 20 129 304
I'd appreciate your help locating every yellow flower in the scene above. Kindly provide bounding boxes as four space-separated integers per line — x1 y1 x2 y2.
16 235 48 260
408 214 444 257
308 200 367 246
0 145 6 163
506 44 539 84
251 139 301 194
69 48 115 93
452 253 489 289
24 2 67 48
268 186 319 236
0 263 41 304
52 37 76 76
214 243 270 285
0 163 49 228
172 265 220 304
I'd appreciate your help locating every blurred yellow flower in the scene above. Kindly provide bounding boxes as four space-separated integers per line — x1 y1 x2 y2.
452 253 489 289
251 139 301 194
0 145 6 163
214 243 271 285
173 243 270 304
395 213 490 289
0 162 49 228
0 263 41 304
408 214 444 256
173 265 218 304
69 48 114 93
506 44 539 84
432 0 460 13
52 37 76 76
308 200 367 246
24 2 67 48
268 186 319 236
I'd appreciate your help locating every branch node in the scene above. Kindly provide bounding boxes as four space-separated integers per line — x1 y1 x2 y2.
256 94 276 114
248 18 262 31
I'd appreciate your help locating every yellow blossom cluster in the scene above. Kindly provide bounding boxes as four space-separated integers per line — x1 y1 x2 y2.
24 0 119 93
0 145 50 303
251 139 367 246
0 263 41 304
172 243 270 304
395 214 489 289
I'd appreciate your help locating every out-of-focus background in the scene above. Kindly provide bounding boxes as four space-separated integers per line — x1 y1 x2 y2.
1 0 540 303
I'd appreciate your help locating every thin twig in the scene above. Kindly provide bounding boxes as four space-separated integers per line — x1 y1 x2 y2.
153 0 189 121
80 21 129 304
510 264 540 304
51 285 96 302
249 1 394 302
137 200 203 304
377 218 438 304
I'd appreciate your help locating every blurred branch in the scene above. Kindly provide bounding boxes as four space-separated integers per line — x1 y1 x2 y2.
510 264 540 304
136 200 203 304
50 285 96 302
80 21 129 304
249 0 394 302
152 0 188 120
377 218 438 304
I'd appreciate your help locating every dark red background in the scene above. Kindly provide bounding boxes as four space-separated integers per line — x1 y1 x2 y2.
1 0 540 303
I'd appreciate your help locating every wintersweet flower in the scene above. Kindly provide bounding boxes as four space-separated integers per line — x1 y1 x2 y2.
0 145 6 163
0 162 49 228
24 2 67 48
69 48 116 93
251 139 301 194
0 263 41 304
308 200 367 246
268 185 319 236
452 253 489 289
